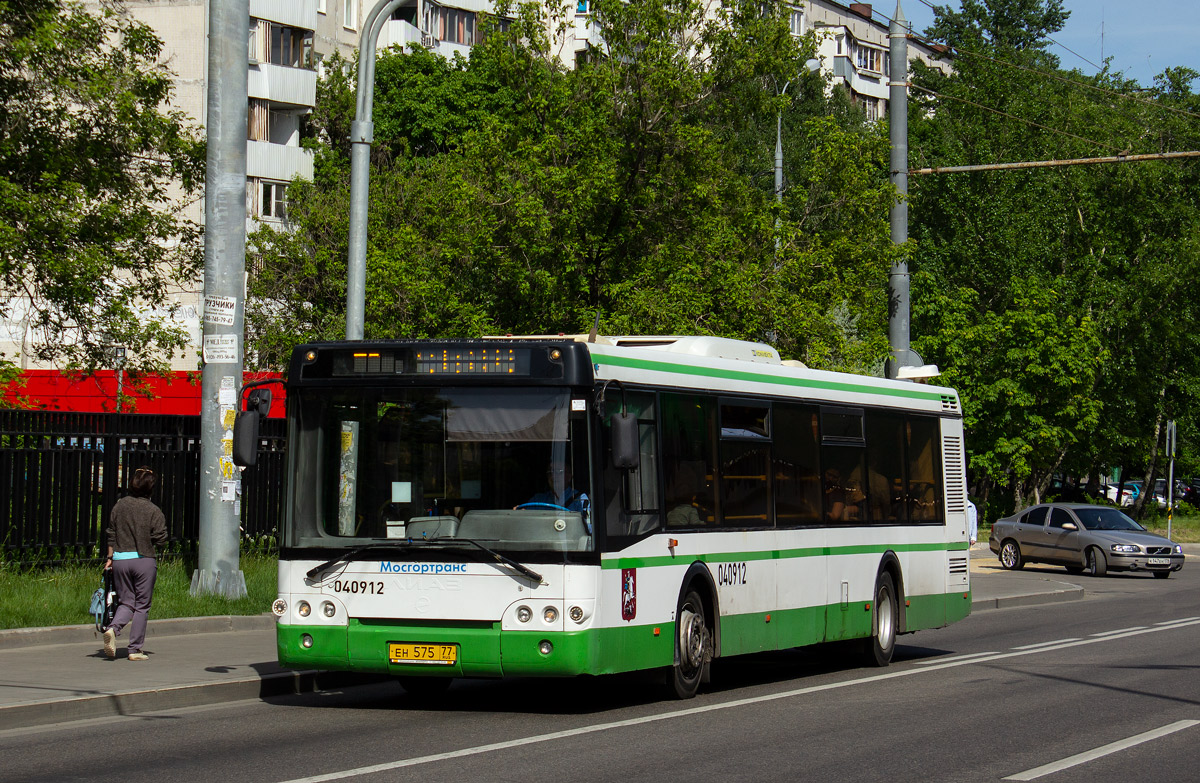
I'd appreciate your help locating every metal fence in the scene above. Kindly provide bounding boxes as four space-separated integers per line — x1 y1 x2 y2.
0 410 286 564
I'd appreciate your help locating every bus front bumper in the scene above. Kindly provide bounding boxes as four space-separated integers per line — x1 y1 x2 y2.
277 619 601 678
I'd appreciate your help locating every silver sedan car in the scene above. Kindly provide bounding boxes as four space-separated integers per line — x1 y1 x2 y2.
989 503 1184 578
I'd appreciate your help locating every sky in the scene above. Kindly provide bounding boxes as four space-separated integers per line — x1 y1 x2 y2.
896 0 1200 89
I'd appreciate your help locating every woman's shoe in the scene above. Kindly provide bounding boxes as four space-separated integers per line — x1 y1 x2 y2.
102 629 116 659
128 652 149 661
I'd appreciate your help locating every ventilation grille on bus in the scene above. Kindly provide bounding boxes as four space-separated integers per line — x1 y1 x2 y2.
941 394 959 411
943 436 966 513
948 557 968 575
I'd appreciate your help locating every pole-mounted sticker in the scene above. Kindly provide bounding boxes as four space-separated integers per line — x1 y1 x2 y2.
203 295 237 326
203 334 238 364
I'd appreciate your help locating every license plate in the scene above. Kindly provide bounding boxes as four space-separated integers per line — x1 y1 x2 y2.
389 642 458 665
1148 557 1170 566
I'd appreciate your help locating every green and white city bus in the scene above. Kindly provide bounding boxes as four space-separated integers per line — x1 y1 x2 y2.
235 335 971 699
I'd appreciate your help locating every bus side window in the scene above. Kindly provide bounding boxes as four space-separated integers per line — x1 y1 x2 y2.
774 404 821 526
906 416 943 522
603 392 660 536
820 408 866 524
865 412 906 522
661 393 718 527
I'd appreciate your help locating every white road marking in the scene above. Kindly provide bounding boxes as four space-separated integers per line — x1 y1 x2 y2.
1003 720 1200 781
276 617 1200 783
1012 638 1081 650
1156 617 1199 625
1089 627 1145 636
913 651 998 665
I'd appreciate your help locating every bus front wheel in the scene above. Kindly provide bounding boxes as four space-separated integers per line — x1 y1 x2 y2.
670 590 711 699
859 571 898 667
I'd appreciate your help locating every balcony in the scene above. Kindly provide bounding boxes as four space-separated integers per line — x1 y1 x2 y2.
378 17 423 52
248 63 317 107
249 0 317 30
246 140 314 183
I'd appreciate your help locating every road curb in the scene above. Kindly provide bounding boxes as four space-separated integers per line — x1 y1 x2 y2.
0 615 276 651
0 671 387 732
971 583 1085 612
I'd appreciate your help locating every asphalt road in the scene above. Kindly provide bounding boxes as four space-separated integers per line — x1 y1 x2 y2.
3 566 1198 783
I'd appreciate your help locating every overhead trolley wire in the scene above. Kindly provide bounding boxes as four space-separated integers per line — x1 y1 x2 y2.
907 84 1127 154
907 0 1103 71
873 0 1200 124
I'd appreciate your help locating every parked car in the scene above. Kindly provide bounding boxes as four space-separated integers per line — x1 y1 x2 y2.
1102 482 1140 506
989 503 1184 578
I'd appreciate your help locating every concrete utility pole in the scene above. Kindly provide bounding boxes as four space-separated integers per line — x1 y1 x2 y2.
347 0 406 340
193 0 249 597
886 1 911 379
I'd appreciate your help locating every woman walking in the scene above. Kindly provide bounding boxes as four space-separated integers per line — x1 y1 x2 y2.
102 466 168 661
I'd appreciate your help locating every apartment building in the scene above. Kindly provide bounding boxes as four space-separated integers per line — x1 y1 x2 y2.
803 1 951 121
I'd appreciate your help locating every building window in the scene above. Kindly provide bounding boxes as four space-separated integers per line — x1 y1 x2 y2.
789 9 804 37
577 0 589 13
254 180 288 221
269 23 313 68
426 3 478 45
862 96 882 121
260 180 288 219
251 20 313 68
856 44 884 73
344 0 356 30
318 0 327 14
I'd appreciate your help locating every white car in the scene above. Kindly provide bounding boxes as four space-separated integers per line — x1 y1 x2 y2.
1102 483 1138 506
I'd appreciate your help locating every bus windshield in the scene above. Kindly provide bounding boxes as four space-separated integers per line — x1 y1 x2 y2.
287 386 593 553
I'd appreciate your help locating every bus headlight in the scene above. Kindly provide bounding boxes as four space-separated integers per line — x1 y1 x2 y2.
321 601 336 618
272 599 287 617
543 606 559 623
297 601 311 618
516 605 532 623
538 640 553 655
569 606 584 623
301 634 313 648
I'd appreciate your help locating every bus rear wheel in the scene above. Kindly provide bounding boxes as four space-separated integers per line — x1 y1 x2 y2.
859 571 898 667
670 590 711 699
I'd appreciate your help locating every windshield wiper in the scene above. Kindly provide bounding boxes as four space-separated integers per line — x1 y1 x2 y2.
305 542 420 581
432 537 543 584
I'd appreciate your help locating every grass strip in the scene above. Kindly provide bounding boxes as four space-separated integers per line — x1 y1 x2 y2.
0 553 277 630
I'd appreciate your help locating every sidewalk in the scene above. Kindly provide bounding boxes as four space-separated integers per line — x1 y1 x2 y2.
0 550 1100 732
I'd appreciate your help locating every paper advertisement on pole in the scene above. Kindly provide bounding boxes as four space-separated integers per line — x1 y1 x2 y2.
203 295 237 326
203 334 238 364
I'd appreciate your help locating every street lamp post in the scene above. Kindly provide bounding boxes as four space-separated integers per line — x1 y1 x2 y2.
774 59 822 254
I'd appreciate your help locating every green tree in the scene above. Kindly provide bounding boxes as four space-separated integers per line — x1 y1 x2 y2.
248 0 898 374
909 1 1200 514
0 0 204 374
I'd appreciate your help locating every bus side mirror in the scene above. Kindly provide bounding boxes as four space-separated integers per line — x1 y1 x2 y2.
232 389 272 467
611 412 639 469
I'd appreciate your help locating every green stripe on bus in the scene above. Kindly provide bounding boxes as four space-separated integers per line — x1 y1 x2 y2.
592 353 946 402
601 540 966 570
